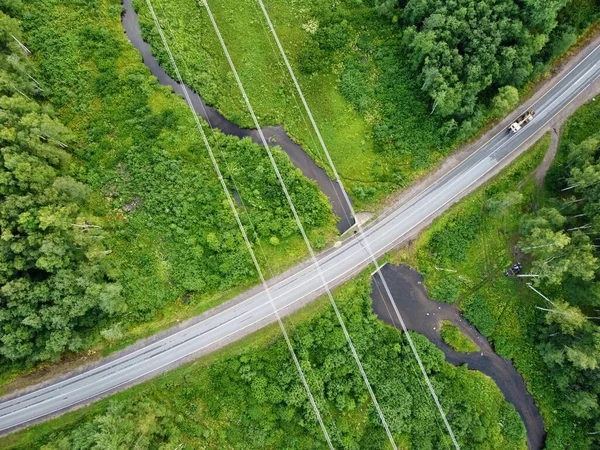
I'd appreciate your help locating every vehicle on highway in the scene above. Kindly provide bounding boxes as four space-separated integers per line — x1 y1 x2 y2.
509 110 535 133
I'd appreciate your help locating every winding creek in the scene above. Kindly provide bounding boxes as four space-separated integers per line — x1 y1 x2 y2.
121 2 544 447
121 0 354 233
372 264 545 449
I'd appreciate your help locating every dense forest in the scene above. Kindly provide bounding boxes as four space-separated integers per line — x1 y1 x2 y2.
375 0 600 127
0 13 123 362
528 106 600 438
3 277 527 450
0 2 334 369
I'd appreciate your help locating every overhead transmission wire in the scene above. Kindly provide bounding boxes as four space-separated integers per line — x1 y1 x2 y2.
244 2 451 446
245 1 354 231
197 0 399 448
143 1 334 447
254 1 460 448
151 0 344 441
370 270 452 449
153 0 273 278
212 0 447 442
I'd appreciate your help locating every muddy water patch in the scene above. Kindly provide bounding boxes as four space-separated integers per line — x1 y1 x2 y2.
121 0 353 233
371 264 545 450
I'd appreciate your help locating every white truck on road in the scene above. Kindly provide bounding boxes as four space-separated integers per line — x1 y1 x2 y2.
509 110 535 133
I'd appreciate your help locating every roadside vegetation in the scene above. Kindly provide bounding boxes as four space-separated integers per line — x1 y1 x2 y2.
1 0 597 375
396 98 600 448
135 0 599 206
1 0 599 446
1 273 526 450
0 13 123 365
440 321 479 353
0 2 336 378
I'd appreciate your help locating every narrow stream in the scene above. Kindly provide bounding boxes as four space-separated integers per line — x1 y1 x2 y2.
371 264 545 450
121 0 354 233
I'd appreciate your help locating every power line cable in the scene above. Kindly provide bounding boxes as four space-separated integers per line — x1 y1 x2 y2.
197 1 398 447
245 5 450 446
245 0 354 230
370 267 452 450
254 1 460 447
240 5 450 446
153 0 273 278
150 1 344 439
143 1 334 447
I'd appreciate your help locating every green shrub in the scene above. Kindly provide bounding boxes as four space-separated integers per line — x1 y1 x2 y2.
428 212 482 263
428 274 462 303
298 38 324 74
440 321 479 353
462 293 499 337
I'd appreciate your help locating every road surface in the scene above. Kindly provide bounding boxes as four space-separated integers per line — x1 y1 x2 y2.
1 40 600 435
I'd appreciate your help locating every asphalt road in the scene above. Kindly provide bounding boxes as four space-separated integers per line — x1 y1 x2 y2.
1 42 600 435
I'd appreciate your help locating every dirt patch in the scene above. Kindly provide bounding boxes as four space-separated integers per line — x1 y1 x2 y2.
123 197 141 213
534 128 560 187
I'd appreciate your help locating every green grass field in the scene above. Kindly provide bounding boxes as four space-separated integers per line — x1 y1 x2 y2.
134 0 453 208
133 0 599 210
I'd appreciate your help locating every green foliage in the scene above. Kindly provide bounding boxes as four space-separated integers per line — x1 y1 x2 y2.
400 0 543 119
538 0 600 64
516 102 600 446
440 321 479 353
0 0 335 367
333 15 449 173
379 0 598 127
486 191 524 217
298 38 324 75
462 293 499 337
428 273 462 303
4 278 526 450
134 0 459 205
428 211 482 264
132 0 391 205
0 13 123 363
132 0 596 205
491 86 520 118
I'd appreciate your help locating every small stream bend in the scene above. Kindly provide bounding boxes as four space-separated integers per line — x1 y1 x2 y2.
121 0 354 233
371 264 545 450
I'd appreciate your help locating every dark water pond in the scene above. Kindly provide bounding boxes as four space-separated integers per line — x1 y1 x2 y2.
371 264 545 450
121 0 354 233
